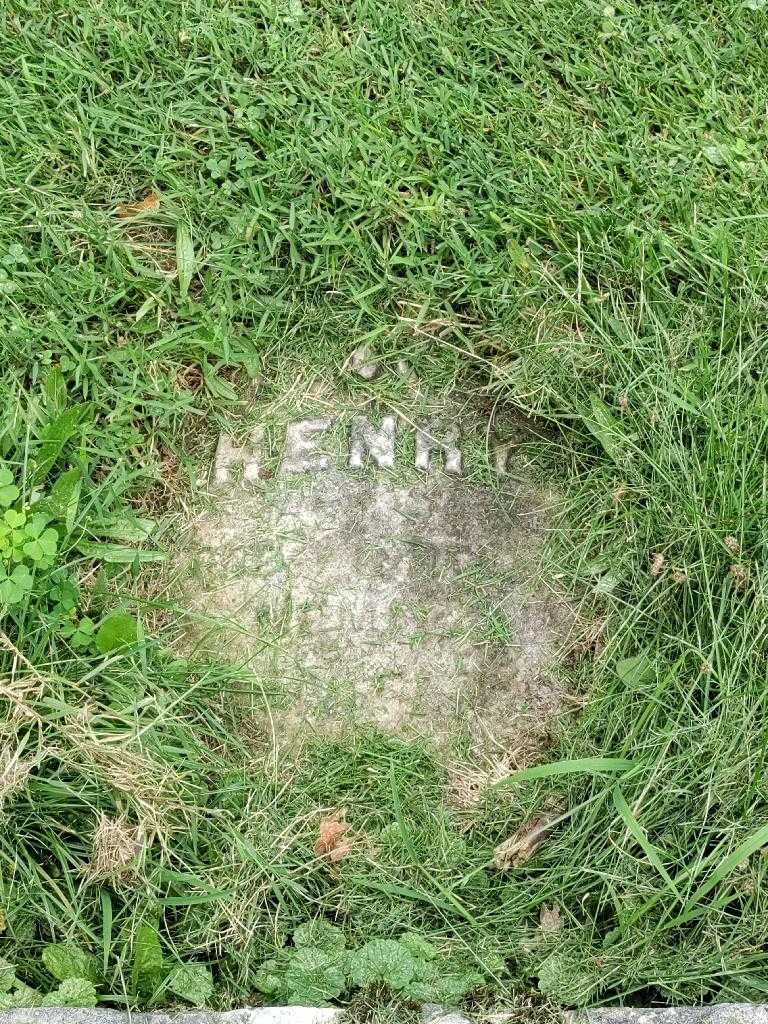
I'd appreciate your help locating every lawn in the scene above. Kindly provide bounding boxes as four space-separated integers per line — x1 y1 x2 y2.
1 0 767 1013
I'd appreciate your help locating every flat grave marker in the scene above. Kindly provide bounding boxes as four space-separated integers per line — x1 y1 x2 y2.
181 401 573 759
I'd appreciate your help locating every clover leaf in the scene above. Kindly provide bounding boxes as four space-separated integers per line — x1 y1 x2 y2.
22 526 58 566
48 572 79 613
3 509 25 529
0 466 19 509
0 564 33 605
0 511 27 562
69 617 96 650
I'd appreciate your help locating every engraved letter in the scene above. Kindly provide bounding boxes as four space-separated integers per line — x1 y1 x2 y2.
493 441 514 475
414 420 462 475
281 418 335 473
348 415 397 470
212 428 264 486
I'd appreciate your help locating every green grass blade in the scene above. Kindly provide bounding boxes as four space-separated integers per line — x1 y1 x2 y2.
612 786 681 900
494 757 636 787
100 890 113 975
682 822 768 914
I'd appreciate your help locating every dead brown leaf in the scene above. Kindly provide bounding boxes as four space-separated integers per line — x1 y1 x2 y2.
539 903 564 933
446 756 515 811
493 811 559 869
87 813 144 880
566 616 606 665
177 363 204 391
724 535 741 556
729 563 749 588
117 191 160 218
314 811 351 862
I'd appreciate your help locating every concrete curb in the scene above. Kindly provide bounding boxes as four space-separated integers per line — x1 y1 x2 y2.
0 1006 471 1024
0 1012 341 1024
571 1008 768 1024
2 1006 766 1024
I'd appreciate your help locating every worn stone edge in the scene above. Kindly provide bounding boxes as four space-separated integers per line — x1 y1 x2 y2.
2 1006 767 1024
0 1010 340 1024
567 1006 768 1024
0 1005 470 1024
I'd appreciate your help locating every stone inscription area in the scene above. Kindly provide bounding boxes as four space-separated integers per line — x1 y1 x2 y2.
184 408 572 758
213 415 471 484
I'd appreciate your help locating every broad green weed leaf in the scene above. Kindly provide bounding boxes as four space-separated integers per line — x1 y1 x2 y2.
255 959 284 999
537 951 599 1004
293 920 346 952
0 958 16 993
594 573 620 595
47 468 82 532
284 948 346 1004
131 923 164 1001
397 933 438 961
41 365 67 415
350 938 416 991
41 978 98 1008
616 654 655 687
42 942 100 984
34 404 93 483
404 967 483 1004
95 612 139 653
166 965 214 1007
24 512 51 539
90 517 156 543
584 395 632 469
0 985 43 1010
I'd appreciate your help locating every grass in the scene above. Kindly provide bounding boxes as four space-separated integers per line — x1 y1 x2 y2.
1 0 768 1011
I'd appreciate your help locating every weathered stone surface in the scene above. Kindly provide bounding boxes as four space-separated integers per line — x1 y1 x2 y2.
183 402 573 756
348 414 398 470
0 1006 474 1024
570 1007 768 1024
3 1005 765 1024
0 1011 341 1024
348 343 379 380
421 1005 473 1024
414 421 463 475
